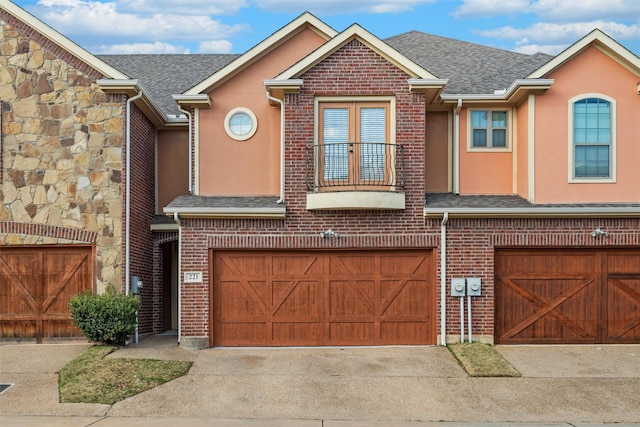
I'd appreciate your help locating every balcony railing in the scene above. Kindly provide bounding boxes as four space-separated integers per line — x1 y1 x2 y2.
306 142 405 191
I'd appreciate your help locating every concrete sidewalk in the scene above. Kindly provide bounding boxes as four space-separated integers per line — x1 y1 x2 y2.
1 335 639 425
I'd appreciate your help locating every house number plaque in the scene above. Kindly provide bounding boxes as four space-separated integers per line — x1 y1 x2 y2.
184 271 203 283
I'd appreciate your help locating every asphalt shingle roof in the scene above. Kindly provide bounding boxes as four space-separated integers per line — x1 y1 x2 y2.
425 192 640 210
96 31 555 118
166 195 283 210
384 31 553 94
98 54 240 116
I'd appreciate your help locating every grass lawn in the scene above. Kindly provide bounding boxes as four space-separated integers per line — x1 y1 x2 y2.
59 345 192 404
448 342 521 377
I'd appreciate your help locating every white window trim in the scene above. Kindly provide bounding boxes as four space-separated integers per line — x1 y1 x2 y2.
467 108 513 152
224 107 258 141
567 93 616 184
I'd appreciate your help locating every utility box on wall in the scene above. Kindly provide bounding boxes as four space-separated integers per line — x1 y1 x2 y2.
451 278 466 296
467 277 481 296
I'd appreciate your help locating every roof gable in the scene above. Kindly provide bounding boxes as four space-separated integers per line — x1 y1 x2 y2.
1 1 128 79
274 24 439 81
184 12 337 95
528 29 640 79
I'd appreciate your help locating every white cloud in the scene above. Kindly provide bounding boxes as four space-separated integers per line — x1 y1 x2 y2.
253 0 435 15
119 0 248 16
30 0 249 54
97 41 191 54
454 0 640 21
452 0 531 18
478 21 640 54
531 0 640 22
36 1 247 41
198 40 234 54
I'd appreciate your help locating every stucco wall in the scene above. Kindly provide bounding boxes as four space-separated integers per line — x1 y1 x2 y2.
534 46 640 203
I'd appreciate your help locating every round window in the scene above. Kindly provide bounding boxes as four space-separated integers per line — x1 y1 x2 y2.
224 107 258 141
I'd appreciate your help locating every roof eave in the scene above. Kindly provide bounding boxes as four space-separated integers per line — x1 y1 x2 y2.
97 79 169 128
275 24 439 81
528 29 640 79
440 79 554 105
408 78 449 104
424 206 640 218
173 94 212 109
163 207 286 219
184 12 337 95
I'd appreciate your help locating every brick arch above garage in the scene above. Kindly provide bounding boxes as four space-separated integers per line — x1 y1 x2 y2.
0 222 98 244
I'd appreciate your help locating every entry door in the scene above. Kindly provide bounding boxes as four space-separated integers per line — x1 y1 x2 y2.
0 246 93 342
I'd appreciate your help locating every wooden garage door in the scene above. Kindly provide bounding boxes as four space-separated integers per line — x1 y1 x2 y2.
212 250 435 346
495 249 640 344
0 246 93 343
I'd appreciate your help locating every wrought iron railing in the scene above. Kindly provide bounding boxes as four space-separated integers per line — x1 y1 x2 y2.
306 142 405 191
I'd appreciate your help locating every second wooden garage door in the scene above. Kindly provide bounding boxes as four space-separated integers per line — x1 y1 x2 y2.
495 249 640 344
212 250 435 346
0 246 93 342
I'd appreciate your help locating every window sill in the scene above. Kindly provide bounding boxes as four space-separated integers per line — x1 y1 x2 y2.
306 191 405 210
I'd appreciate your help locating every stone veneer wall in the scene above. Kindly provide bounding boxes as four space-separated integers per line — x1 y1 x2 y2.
0 16 125 293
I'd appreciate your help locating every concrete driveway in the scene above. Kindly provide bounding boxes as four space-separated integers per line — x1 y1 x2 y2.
1 335 639 424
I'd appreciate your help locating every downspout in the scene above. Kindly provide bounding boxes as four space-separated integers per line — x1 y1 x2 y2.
125 89 143 295
453 99 462 194
174 212 182 342
265 88 285 204
178 107 193 195
440 212 449 346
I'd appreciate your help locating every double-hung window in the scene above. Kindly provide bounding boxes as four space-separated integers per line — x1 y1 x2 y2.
470 110 508 149
317 100 391 189
570 96 614 180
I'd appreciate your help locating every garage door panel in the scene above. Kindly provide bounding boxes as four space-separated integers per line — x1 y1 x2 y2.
328 322 374 345
219 255 268 276
272 323 321 345
213 250 434 346
328 279 375 317
381 322 428 344
380 254 429 275
496 249 640 344
0 253 39 314
381 280 428 318
329 255 376 275
272 255 323 275
218 322 268 346
607 277 640 342
218 280 267 319
272 280 321 320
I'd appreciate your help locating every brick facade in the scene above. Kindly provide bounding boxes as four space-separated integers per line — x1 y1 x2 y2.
123 103 157 333
439 217 640 339
178 40 431 339
176 40 640 344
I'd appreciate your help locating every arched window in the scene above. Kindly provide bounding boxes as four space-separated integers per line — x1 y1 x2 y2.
570 95 615 181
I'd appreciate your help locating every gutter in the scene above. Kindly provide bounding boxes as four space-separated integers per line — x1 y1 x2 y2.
440 212 449 346
454 99 462 194
177 106 193 194
163 206 286 219
264 83 286 204
173 212 182 343
125 88 143 295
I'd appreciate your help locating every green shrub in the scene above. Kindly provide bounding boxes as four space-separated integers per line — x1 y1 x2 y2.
69 288 141 345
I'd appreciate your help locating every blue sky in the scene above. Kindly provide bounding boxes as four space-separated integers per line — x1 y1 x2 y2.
10 0 640 57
